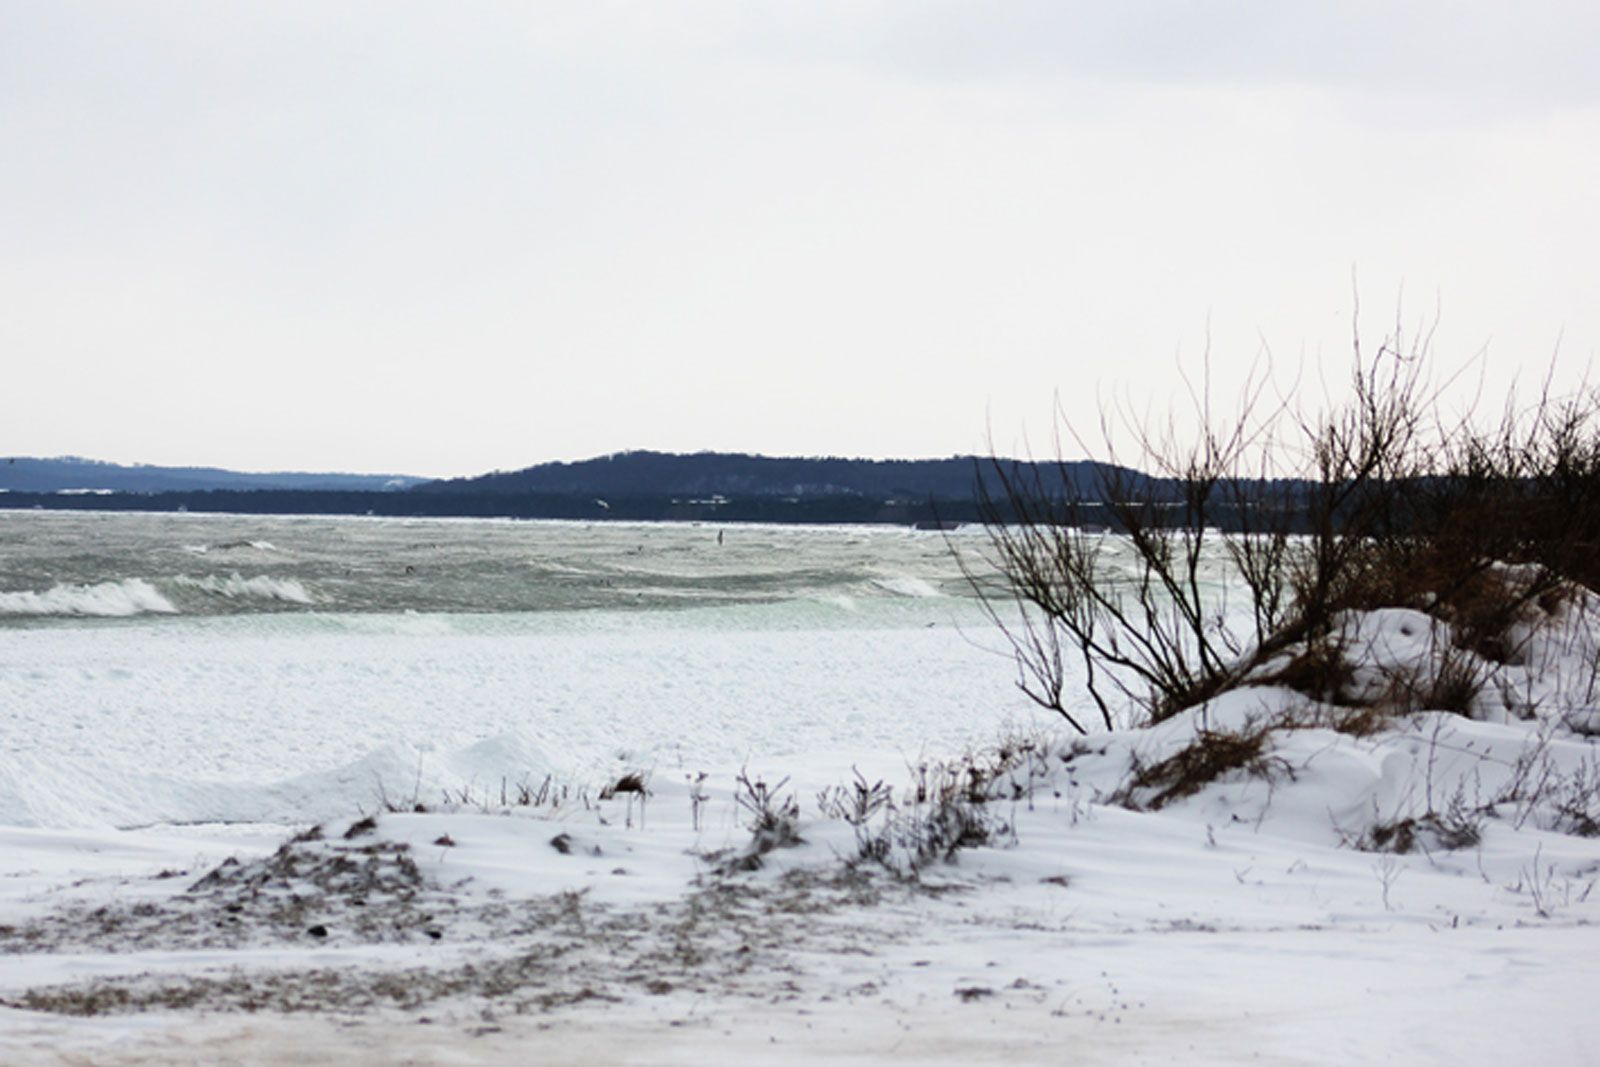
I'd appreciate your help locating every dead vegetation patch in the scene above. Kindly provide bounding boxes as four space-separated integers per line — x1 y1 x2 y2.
1256 698 1404 739
0 828 452 957
1114 725 1287 811
1358 810 1484 854
1327 703 1402 738
1548 761 1600 837
1256 640 1359 706
599 772 648 800
1357 645 1490 720
1 858 908 1021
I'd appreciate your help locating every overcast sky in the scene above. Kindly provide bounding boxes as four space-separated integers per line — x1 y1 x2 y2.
4 2 1598 476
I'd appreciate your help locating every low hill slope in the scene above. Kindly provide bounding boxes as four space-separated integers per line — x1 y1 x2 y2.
0 457 426 494
415 450 1142 501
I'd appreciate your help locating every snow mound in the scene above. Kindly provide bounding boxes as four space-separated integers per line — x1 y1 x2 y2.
1039 582 1600 854
1248 579 1600 735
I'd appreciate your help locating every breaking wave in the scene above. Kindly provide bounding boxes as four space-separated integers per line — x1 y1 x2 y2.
182 540 281 556
0 573 317 617
174 573 317 604
0 578 178 617
870 576 944 598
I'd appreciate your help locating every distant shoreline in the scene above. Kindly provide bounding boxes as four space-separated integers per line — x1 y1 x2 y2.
0 489 995 526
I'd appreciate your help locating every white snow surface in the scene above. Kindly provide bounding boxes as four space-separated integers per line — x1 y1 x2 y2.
0 603 1033 829
2 517 1600 1064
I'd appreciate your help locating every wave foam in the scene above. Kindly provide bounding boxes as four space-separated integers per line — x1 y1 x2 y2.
183 540 281 556
871 576 943 598
175 573 316 604
0 578 178 617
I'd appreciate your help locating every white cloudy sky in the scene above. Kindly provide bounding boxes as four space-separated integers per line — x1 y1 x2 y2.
4 2 1598 476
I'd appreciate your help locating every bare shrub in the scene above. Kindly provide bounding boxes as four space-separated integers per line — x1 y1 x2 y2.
714 771 803 874
510 774 581 809
972 317 1600 732
816 769 895 865
971 334 1433 728
895 759 1010 867
1551 766 1600 837
812 744 1045 877
1513 754 1600 838
970 413 1263 730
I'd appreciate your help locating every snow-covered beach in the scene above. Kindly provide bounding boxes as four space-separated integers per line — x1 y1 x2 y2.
3 511 1599 1064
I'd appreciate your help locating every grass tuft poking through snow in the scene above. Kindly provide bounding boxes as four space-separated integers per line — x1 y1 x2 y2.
1114 725 1286 812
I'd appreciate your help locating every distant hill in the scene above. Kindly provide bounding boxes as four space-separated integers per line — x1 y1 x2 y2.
0 450 1274 526
415 450 1140 501
0 456 427 495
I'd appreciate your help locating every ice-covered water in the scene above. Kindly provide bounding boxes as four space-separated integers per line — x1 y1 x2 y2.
1 511 1047 828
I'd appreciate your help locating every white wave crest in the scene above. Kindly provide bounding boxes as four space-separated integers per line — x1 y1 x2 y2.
183 540 281 556
0 578 178 617
871 576 943 598
174 573 317 604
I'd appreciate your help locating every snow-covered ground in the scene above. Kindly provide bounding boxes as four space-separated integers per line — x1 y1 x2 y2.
4 740 1597 1065
3 515 1599 1064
